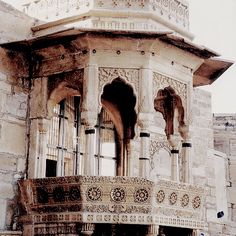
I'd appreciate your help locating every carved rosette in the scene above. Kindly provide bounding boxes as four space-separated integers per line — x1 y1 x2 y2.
98 68 139 109
134 188 149 203
86 186 102 201
192 196 201 209
169 192 178 205
156 190 165 203
181 194 190 207
110 187 126 202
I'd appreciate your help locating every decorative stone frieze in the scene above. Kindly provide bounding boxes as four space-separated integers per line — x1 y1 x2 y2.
23 0 189 33
18 176 205 230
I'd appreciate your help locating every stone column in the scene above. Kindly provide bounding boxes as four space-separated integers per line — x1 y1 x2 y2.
28 77 48 179
81 64 98 176
147 224 159 236
139 132 151 178
37 118 49 178
182 140 192 183
169 134 181 182
28 118 49 179
171 149 179 182
80 223 95 236
138 68 153 178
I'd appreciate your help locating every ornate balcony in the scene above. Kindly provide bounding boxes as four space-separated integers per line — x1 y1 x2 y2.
19 176 204 233
22 0 190 38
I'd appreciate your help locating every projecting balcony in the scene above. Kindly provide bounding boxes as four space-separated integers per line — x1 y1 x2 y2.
19 176 204 230
22 0 190 38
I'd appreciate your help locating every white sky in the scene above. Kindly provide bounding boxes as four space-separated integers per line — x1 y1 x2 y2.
2 0 236 113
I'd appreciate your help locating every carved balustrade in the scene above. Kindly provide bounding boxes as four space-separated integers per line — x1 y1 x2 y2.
22 0 189 31
19 176 204 229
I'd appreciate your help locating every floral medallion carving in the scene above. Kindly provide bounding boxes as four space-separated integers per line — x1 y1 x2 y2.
192 196 201 209
181 194 189 207
156 190 165 203
53 186 65 202
169 192 177 205
110 187 126 202
134 188 149 203
36 187 49 204
86 187 102 201
69 186 81 201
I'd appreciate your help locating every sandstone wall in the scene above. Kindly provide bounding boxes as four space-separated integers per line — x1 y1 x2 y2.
213 114 236 232
192 89 231 235
0 63 28 235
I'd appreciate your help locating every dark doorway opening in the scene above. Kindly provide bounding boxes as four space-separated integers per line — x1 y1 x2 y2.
46 159 57 177
93 224 147 236
161 226 193 236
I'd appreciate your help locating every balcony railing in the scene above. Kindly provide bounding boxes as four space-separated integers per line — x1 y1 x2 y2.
22 0 189 32
19 176 204 229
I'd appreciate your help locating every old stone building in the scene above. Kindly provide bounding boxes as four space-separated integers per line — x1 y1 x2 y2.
0 0 234 235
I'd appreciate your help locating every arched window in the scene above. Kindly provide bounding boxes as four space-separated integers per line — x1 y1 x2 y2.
46 96 84 177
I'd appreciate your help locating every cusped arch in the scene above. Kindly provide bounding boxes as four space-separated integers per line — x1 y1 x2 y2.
98 68 139 113
154 86 186 139
101 77 137 140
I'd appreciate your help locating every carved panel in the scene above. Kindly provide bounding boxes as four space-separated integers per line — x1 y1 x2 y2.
19 176 205 230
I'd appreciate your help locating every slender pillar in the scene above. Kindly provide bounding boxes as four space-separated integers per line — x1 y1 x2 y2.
80 223 95 236
171 149 179 182
83 128 96 175
138 68 153 178
147 224 159 236
139 132 151 178
81 64 98 176
168 134 181 182
37 119 49 178
182 141 192 183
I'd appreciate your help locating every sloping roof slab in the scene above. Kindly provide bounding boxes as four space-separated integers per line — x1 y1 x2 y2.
193 58 233 87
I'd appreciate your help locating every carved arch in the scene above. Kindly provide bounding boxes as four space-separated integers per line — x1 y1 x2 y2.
100 77 137 176
154 86 186 139
98 68 139 112
47 70 83 118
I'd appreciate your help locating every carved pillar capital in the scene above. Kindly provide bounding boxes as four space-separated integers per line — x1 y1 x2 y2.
147 224 159 236
38 118 49 134
80 223 95 236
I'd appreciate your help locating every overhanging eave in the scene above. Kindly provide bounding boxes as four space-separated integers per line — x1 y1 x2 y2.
193 58 234 87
